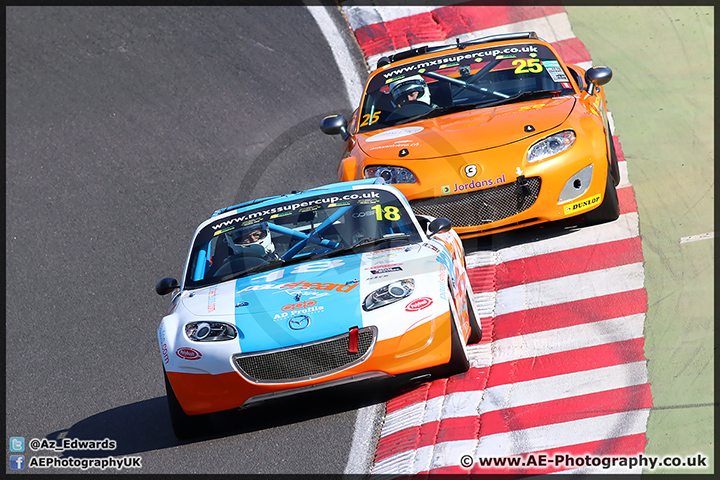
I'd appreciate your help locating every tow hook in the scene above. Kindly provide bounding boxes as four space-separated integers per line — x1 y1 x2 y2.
515 175 531 196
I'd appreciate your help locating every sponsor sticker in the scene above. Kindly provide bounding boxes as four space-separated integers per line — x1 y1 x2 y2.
208 287 217 313
366 126 424 143
270 211 292 219
282 300 317 311
442 174 507 195
370 266 403 275
176 347 202 360
405 297 433 312
542 60 570 83
158 324 170 365
563 194 602 215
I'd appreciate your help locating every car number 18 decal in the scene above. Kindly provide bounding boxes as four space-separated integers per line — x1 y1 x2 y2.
371 204 401 221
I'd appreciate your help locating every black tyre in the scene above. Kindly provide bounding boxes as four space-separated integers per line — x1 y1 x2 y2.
164 369 209 440
585 168 620 225
608 134 621 187
432 299 470 379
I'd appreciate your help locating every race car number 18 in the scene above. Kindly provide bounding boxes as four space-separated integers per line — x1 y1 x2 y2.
371 204 401 221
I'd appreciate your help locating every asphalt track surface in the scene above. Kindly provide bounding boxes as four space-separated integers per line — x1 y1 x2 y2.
6 6 372 474
6 5 714 475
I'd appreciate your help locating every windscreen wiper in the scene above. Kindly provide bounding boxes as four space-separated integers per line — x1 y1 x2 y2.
316 234 412 258
217 258 286 283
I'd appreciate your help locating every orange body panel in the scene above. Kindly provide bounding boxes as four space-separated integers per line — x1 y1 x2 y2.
168 311 457 415
332 37 614 238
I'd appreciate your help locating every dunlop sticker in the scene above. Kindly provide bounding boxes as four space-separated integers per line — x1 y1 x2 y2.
564 194 602 215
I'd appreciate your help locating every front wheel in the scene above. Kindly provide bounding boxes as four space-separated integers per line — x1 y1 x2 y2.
465 280 482 344
608 134 621 187
432 299 470 379
584 168 620 225
164 369 210 440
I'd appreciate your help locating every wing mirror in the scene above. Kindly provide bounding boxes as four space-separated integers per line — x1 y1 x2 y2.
428 217 452 237
585 66 612 95
156 277 179 296
320 114 350 141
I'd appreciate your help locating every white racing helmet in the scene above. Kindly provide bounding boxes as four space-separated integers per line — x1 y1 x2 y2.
388 75 431 107
229 222 275 256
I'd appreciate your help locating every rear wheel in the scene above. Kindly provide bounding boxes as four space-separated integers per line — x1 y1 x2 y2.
585 168 620 225
432 298 470 378
164 369 209 440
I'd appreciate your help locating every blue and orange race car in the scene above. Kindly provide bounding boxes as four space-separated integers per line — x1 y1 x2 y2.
155 179 481 438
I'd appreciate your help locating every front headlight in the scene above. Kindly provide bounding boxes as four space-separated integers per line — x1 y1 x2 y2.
363 279 415 311
185 322 237 342
364 166 416 184
527 130 576 163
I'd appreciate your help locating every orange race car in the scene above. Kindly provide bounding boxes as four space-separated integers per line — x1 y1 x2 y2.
321 32 620 238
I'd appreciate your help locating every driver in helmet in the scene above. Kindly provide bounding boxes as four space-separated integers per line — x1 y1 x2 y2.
389 75 431 108
230 222 280 260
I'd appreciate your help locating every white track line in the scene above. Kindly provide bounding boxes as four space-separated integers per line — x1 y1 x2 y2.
306 5 365 107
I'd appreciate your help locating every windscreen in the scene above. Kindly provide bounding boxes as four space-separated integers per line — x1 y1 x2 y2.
184 188 422 288
358 42 576 132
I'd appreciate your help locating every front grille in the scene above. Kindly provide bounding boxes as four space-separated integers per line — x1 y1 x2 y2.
411 177 541 227
233 327 376 383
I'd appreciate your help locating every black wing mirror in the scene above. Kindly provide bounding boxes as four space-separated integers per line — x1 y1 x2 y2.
156 277 179 296
320 114 350 141
428 217 452 237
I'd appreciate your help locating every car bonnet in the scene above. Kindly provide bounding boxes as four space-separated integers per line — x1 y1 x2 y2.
357 96 575 160
180 245 430 353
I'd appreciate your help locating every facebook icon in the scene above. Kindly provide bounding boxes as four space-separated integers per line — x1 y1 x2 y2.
9 455 25 470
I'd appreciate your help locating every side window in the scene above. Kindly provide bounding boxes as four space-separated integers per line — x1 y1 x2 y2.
566 66 584 90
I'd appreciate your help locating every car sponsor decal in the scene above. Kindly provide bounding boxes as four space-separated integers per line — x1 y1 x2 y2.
422 242 440 253
542 60 570 83
370 266 403 275
563 194 602 215
208 287 217 313
366 126 424 143
176 347 202 360
442 174 507 195
367 141 420 152
210 192 381 231
463 164 478 178
158 323 170 365
405 297 433 312
274 305 325 321
282 300 317 311
381 45 539 80
238 281 357 294
270 211 292 219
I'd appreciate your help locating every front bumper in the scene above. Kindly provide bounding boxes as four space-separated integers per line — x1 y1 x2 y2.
395 146 609 238
167 311 455 415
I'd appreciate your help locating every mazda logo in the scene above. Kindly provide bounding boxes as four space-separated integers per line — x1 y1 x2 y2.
288 315 311 330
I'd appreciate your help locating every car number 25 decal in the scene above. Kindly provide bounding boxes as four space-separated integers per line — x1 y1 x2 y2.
360 111 381 127
513 58 543 74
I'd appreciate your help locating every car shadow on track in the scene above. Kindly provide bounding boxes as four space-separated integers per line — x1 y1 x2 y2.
44 375 422 456
461 217 585 255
